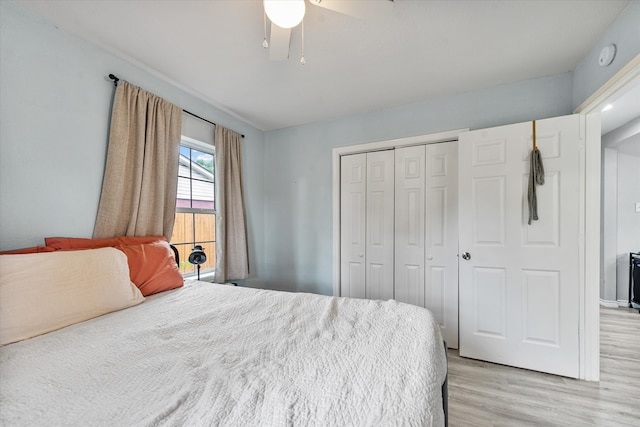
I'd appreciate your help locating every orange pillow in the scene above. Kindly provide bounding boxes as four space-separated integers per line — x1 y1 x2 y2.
45 236 165 250
116 240 183 296
0 246 57 255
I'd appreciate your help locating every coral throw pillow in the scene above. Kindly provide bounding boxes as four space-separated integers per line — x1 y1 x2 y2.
117 240 184 296
0 246 57 255
44 235 165 250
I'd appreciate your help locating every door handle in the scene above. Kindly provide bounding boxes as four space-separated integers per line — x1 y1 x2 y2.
461 252 471 260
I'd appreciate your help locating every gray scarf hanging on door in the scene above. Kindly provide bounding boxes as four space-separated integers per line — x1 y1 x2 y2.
527 144 544 225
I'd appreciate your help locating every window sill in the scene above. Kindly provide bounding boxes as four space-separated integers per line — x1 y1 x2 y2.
182 270 215 282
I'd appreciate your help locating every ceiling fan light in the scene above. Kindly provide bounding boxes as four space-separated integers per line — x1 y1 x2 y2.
264 0 305 29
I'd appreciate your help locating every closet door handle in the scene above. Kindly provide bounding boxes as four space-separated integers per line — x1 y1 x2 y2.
461 252 471 260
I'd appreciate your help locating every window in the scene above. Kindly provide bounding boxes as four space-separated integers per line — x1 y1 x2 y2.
170 136 216 276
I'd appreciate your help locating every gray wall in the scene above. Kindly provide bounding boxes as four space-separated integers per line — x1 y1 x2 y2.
601 145 640 303
601 148 619 302
0 3 265 285
601 116 640 303
616 151 640 301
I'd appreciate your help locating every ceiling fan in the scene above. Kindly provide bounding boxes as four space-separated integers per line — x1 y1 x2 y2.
263 0 394 63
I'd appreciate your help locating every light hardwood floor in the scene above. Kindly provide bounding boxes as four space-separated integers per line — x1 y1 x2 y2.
447 307 640 426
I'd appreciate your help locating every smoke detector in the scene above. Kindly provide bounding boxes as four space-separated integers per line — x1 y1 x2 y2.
599 44 616 67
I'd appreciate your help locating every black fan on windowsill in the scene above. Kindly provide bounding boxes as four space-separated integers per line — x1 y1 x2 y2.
188 245 206 281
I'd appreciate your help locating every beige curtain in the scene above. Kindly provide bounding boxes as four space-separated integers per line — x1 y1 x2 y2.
214 125 249 282
93 81 182 240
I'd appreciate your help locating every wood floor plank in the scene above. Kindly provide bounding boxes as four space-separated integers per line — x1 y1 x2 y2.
447 307 640 426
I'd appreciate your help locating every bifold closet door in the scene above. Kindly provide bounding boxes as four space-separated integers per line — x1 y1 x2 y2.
340 151 394 300
394 143 459 347
394 145 426 306
365 150 395 301
425 141 459 348
340 153 366 299
341 144 459 347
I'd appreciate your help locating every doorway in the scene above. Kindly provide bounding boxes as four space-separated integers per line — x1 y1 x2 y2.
574 56 640 379
599 78 640 308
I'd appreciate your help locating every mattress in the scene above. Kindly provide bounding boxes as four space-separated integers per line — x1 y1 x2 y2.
0 281 447 426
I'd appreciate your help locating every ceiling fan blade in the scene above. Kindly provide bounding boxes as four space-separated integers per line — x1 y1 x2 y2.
269 23 291 61
308 0 393 20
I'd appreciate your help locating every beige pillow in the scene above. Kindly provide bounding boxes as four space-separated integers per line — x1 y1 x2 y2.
0 247 144 345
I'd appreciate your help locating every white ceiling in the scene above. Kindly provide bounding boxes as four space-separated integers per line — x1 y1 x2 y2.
17 0 630 131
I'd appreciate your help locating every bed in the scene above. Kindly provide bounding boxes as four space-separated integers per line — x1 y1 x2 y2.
0 239 448 426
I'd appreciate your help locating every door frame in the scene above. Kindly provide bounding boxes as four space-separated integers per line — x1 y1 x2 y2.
332 129 467 297
574 53 640 381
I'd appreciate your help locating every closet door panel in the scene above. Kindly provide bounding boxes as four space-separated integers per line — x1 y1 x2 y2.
425 141 459 348
366 151 395 301
340 153 366 298
395 145 426 306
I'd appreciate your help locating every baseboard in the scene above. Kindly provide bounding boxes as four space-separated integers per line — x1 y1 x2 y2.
622 299 640 309
600 298 636 308
599 299 619 308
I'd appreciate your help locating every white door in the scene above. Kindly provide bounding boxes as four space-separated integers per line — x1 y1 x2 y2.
425 141 459 348
365 150 395 300
341 151 395 300
458 115 581 378
340 144 460 348
394 145 426 306
340 153 366 299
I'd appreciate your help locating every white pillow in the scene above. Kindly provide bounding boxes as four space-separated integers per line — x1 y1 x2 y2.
0 247 144 345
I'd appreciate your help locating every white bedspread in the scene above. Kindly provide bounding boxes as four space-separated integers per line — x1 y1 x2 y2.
0 281 446 426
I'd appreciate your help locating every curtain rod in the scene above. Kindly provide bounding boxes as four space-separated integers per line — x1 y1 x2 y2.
108 74 244 138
